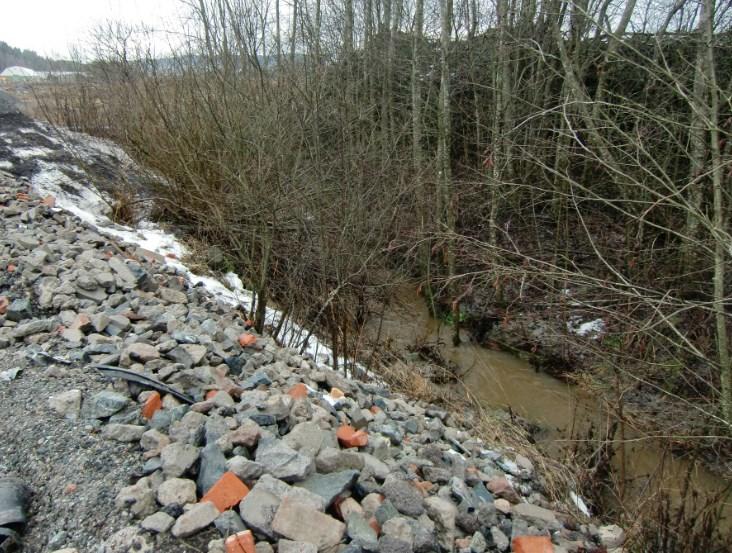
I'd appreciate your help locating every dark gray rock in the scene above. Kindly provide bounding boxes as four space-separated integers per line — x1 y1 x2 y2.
214 510 247 537
347 513 379 551
197 442 227 495
296 470 359 507
86 391 129 419
382 478 424 517
6 298 32 322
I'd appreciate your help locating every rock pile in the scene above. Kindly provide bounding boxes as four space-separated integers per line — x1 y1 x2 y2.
0 174 625 553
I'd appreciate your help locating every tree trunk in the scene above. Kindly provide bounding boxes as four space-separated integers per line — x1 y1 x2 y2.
702 0 732 426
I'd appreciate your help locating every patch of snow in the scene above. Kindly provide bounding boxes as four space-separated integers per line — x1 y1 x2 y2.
12 146 53 158
31 160 110 224
567 316 605 338
570 490 591 517
23 123 350 372
0 160 13 170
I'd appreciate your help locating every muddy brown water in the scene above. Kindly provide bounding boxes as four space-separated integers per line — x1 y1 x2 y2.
368 286 731 529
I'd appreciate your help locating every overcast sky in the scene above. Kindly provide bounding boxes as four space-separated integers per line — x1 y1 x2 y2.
0 0 186 59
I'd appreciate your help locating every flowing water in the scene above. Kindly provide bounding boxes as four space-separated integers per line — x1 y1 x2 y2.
367 286 731 528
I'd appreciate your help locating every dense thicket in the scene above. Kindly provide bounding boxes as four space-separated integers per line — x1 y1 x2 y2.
44 0 732 439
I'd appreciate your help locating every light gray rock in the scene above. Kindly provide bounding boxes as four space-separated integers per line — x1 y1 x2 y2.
123 343 160 363
169 410 207 444
140 429 171 452
239 488 281 539
271 497 345 551
277 540 318 553
227 456 265 482
255 439 314 483
103 424 145 442
469 531 486 553
161 442 200 477
101 525 153 553
109 256 138 284
489 527 509 552
49 389 82 419
167 344 206 369
116 479 156 518
424 496 457 551
284 422 328 458
13 318 55 339
157 477 197 506
160 287 188 304
382 518 414 547
141 511 175 533
171 501 219 537
315 447 364 474
512 502 557 525
597 524 625 549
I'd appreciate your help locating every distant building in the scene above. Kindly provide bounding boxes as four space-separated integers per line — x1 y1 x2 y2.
0 66 40 79
0 66 79 83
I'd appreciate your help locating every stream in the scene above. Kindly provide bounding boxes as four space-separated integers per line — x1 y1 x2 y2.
368 286 731 529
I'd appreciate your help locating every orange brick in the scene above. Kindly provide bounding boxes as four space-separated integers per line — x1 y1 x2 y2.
7 264 16 273
41 195 56 207
0 296 7 316
225 530 255 553
337 425 369 448
238 333 257 347
329 387 345 399
288 383 309 400
513 536 554 553
141 391 162 419
201 471 250 512
205 390 220 400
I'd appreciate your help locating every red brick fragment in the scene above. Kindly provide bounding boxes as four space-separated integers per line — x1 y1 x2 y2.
512 536 554 553
337 425 368 448
201 471 250 512
238 333 257 347
141 391 162 419
288 383 308 400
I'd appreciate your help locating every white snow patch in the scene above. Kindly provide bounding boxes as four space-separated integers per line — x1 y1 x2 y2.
570 490 591 517
23 124 350 372
567 316 605 338
0 160 13 170
12 146 53 158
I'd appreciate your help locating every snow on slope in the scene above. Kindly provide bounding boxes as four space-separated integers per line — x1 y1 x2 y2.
1 120 339 367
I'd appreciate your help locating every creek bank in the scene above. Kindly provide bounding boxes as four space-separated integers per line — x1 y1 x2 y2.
0 175 622 551
452 282 732 478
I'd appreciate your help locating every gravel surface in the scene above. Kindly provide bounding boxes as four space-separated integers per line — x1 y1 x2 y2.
0 350 215 552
